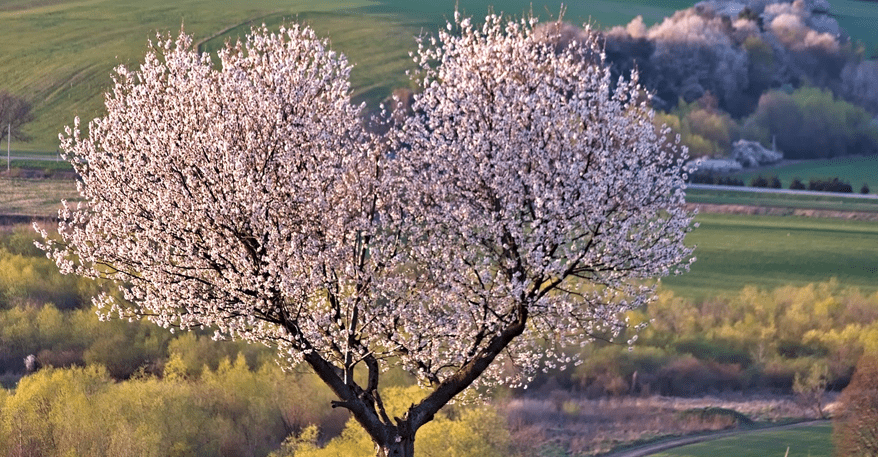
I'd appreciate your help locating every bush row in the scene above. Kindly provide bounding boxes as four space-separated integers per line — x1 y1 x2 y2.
689 174 870 194
520 282 878 398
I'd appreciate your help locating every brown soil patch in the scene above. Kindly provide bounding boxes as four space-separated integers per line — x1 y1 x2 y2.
686 203 878 221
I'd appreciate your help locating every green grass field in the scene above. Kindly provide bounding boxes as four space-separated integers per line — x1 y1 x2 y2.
5 174 876 299
832 0 878 56
651 422 833 457
6 0 878 152
686 188 878 213
734 155 878 193
660 213 878 298
1 0 693 152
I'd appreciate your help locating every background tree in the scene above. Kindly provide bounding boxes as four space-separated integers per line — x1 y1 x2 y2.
0 90 34 144
39 16 692 457
834 353 878 456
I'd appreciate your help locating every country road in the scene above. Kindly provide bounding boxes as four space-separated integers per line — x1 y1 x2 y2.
4 155 63 162
601 420 830 457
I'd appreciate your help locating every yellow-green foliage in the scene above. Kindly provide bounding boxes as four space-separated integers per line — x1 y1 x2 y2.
0 358 345 457
0 225 101 309
647 281 878 377
572 281 878 395
654 95 741 158
0 246 91 309
273 386 511 457
0 303 173 377
165 332 271 379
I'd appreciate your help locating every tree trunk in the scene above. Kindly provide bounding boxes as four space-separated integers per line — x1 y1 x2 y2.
375 435 415 457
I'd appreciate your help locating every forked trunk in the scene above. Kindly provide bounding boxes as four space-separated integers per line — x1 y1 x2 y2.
375 435 415 457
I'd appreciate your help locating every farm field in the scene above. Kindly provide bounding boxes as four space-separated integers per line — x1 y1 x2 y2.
1 0 693 152
4 173 877 299
660 213 878 298
10 0 878 153
733 155 878 192
686 187 878 213
0 177 81 217
651 422 833 457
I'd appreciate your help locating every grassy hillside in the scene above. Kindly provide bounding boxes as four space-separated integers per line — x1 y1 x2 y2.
0 0 375 152
651 422 832 457
833 0 878 55
661 213 878 298
1 0 695 152
6 0 878 152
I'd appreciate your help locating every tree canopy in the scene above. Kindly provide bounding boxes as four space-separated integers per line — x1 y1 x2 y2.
39 15 693 456
0 90 33 144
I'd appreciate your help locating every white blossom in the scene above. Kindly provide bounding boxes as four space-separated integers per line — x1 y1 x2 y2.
38 16 692 456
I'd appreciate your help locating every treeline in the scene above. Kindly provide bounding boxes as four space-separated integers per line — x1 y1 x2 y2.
690 172 870 193
589 0 878 160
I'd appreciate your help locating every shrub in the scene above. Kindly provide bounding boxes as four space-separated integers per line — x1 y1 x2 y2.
808 177 853 193
790 177 807 190
750 175 781 188
676 407 753 428
750 175 769 188
861 183 870 194
768 175 782 189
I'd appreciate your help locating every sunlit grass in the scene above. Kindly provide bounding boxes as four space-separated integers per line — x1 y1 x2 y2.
662 213 878 299
651 422 832 457
3 0 695 152
0 177 80 217
686 188 878 212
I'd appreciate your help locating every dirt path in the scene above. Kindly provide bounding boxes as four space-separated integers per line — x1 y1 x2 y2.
601 420 830 457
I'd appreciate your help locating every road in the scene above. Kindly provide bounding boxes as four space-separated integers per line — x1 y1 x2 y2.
5 154 64 162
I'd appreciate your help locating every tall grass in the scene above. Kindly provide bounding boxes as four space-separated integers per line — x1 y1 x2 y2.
0 177 80 217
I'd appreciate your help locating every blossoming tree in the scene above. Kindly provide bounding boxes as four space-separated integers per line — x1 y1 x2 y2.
39 15 692 457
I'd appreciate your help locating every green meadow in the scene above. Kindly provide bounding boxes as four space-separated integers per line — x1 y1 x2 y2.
661 213 878 298
832 0 878 55
1 0 695 152
734 155 878 192
6 0 878 152
651 422 833 457
686 188 878 212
